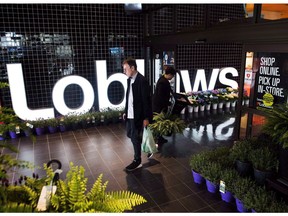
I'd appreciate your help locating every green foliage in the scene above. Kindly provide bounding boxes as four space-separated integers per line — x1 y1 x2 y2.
50 162 147 213
189 151 209 174
230 139 255 162
262 103 288 148
219 168 239 192
0 164 54 212
149 112 186 136
30 118 47 128
231 176 256 201
249 147 278 172
0 82 9 89
243 186 274 212
201 161 222 184
45 118 59 127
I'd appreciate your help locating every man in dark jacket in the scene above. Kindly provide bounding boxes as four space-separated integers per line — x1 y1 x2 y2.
152 66 176 147
123 58 152 172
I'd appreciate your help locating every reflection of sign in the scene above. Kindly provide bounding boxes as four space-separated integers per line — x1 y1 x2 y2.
257 55 286 109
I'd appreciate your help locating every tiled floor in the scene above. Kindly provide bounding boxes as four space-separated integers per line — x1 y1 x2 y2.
3 108 239 212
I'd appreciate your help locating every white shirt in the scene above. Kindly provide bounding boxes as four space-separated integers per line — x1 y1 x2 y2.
127 72 137 119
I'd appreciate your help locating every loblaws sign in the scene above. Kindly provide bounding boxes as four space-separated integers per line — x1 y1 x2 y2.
7 60 238 121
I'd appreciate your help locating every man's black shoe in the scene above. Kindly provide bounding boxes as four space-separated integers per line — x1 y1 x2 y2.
125 160 142 172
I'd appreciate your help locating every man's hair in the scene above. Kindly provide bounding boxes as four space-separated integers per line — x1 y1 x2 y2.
165 66 176 76
123 58 137 70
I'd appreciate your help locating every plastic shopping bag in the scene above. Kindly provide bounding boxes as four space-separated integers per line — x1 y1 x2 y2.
141 127 157 154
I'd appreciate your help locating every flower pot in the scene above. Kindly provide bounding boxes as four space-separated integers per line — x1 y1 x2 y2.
218 102 224 109
205 179 219 193
225 101 231 108
35 127 45 136
188 106 193 113
253 168 274 185
194 106 199 113
59 125 67 132
235 197 249 212
9 131 18 139
24 129 32 137
220 190 234 203
180 108 186 114
200 105 205 112
48 126 58 134
192 170 204 184
212 103 218 110
206 104 211 111
236 159 252 177
231 101 236 107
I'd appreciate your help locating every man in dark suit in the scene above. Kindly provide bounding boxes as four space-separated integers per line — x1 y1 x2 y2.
123 58 152 172
152 66 176 147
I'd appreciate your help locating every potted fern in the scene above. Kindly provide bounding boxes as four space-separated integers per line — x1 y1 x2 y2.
1 162 147 212
149 112 186 137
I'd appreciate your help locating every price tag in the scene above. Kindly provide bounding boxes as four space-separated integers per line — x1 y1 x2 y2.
219 180 226 193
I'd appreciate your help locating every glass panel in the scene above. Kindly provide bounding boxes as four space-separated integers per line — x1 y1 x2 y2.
253 52 288 110
239 112 248 139
251 114 266 137
244 4 254 18
243 52 254 107
260 4 288 20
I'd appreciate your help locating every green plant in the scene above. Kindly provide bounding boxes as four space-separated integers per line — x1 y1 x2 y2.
189 151 209 174
1 162 147 213
201 161 222 184
230 139 255 162
243 186 274 212
45 118 59 127
231 176 256 201
262 103 288 148
219 168 239 192
249 147 278 172
149 112 186 136
31 118 47 128
50 162 146 212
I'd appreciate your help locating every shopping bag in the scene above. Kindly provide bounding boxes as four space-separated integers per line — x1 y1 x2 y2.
141 127 157 154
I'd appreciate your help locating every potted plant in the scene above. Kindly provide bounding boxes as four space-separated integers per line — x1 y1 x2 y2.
149 112 186 137
201 161 222 193
6 122 20 139
242 185 273 212
31 118 47 136
219 168 239 203
231 176 256 213
262 103 288 149
45 118 59 133
249 147 278 185
1 162 147 212
229 139 255 177
189 151 210 184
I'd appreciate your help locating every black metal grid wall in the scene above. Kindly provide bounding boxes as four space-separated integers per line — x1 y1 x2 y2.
208 4 246 25
0 4 143 111
176 4 205 31
177 43 243 91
